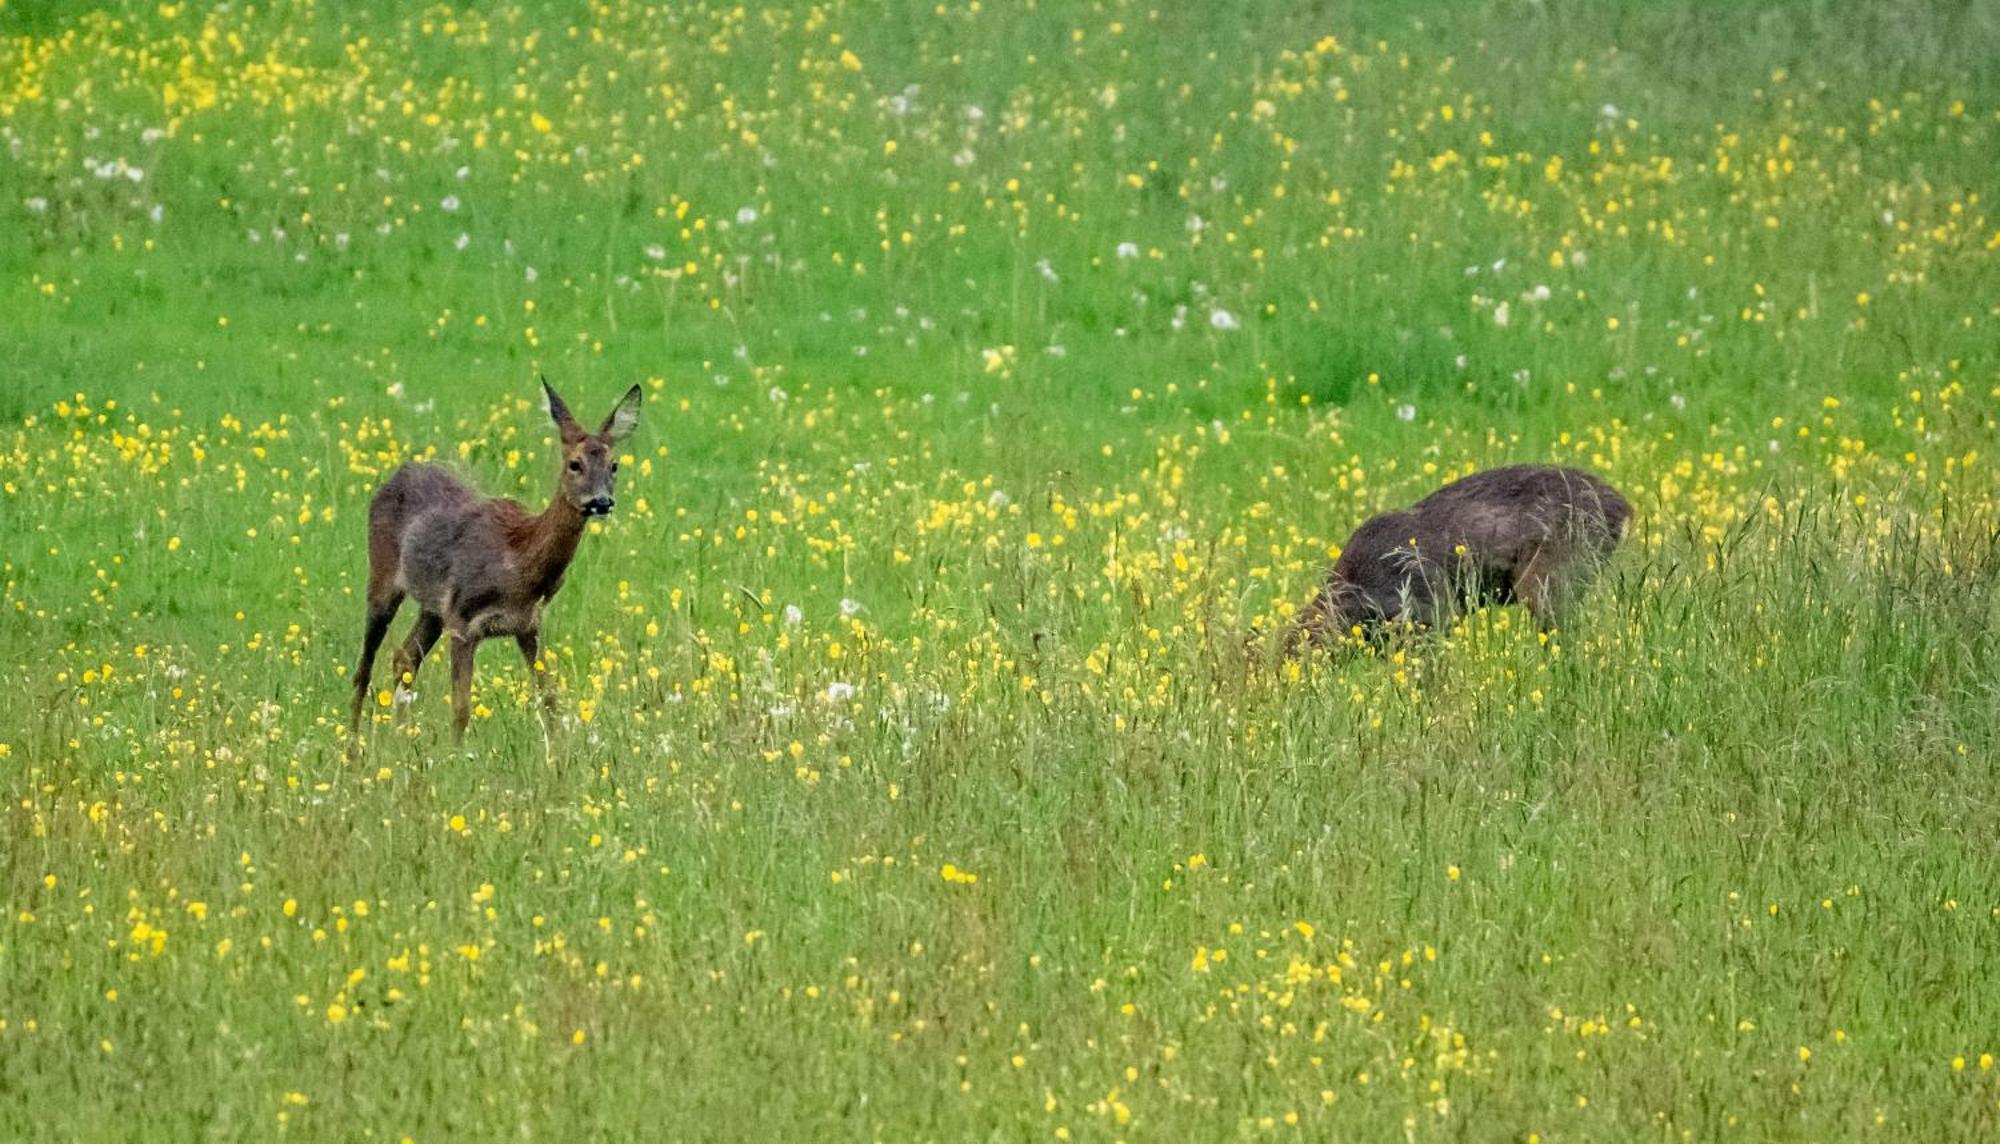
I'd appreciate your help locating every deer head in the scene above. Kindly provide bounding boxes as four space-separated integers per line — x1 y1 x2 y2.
542 379 642 517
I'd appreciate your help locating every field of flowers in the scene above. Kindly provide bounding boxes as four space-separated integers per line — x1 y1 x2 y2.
4 0 1999 1136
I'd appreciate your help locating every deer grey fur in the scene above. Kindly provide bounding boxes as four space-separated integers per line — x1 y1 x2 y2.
1283 465 1629 654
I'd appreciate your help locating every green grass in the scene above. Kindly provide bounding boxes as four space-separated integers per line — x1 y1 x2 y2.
3 0 1999 1137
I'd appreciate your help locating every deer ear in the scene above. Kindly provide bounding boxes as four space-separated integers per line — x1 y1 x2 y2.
600 384 642 443
542 378 586 442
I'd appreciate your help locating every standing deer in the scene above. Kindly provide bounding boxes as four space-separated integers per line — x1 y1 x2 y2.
1282 464 1629 655
349 380 642 744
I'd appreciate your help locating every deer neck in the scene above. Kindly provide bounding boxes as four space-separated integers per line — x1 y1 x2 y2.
517 496 587 597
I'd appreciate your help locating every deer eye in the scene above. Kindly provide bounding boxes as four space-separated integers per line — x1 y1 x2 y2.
611 462 620 474
567 460 582 473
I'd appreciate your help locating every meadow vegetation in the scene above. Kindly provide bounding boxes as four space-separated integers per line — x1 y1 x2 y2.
3 0 1999 1137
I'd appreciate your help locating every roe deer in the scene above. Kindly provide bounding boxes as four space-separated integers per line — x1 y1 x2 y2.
348 380 642 744
1282 465 1629 655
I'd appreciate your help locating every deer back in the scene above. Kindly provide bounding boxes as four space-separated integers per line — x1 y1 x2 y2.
1411 465 1629 561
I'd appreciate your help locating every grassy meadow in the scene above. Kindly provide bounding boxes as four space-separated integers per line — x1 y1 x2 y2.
5 0 2000 1136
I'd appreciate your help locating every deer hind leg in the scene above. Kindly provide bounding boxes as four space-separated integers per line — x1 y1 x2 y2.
349 589 405 736
450 632 480 748
390 611 444 693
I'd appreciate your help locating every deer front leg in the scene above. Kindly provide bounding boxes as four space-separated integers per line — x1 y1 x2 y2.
516 629 557 716
446 636 472 740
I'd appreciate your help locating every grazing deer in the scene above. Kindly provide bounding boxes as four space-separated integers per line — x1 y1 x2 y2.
348 380 641 744
1282 465 1629 655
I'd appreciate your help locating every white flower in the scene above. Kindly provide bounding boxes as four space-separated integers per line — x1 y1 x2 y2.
25 197 48 213
1115 241 1139 259
824 681 857 703
988 490 1011 508
783 604 804 626
736 206 759 225
455 165 471 180
148 204 164 223
1208 308 1239 331
768 385 789 403
525 266 538 282
1529 284 1551 302
1492 301 1511 328
387 382 406 399
839 597 863 617
1454 354 1469 369
1670 393 1687 411
1600 103 1620 119
644 243 666 260
1185 214 1206 234
1396 404 1417 422
441 194 460 211
1036 257 1059 284
453 232 470 251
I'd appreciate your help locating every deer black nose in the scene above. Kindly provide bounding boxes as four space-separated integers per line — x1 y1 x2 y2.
584 497 615 516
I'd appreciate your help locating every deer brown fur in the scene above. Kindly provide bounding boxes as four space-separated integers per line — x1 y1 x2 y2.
1283 465 1629 655
349 380 642 744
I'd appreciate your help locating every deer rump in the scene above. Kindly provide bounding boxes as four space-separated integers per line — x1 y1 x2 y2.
1287 465 1629 651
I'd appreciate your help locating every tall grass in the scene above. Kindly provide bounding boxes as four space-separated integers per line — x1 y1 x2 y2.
3 0 1998 1137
